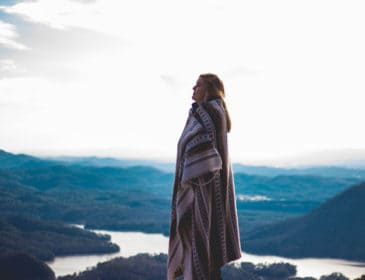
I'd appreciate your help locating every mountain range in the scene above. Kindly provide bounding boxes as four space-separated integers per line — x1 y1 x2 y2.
244 181 365 261
1 148 365 262
3 149 365 179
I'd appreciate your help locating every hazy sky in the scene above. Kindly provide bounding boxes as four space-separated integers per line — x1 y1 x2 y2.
1 0 365 166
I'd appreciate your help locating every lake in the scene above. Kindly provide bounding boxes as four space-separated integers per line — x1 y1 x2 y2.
47 226 365 279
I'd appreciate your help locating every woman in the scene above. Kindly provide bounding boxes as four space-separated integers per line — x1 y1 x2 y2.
167 73 242 280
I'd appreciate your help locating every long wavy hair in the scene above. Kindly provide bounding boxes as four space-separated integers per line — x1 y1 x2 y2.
199 73 232 132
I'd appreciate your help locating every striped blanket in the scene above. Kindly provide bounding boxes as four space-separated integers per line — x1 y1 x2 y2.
167 99 242 280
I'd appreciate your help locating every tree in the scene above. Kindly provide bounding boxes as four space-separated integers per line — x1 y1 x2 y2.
320 272 349 280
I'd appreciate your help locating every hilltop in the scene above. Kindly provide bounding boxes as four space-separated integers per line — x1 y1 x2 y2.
245 182 365 261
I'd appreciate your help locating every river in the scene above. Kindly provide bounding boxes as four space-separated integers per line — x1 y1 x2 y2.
47 226 365 279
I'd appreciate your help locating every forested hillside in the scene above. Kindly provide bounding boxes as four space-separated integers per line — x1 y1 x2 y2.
245 182 365 261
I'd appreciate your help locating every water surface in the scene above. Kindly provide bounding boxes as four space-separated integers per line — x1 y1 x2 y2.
47 227 365 279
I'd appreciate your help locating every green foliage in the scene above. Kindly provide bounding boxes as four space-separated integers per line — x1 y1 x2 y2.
233 164 365 179
0 252 55 280
57 254 298 280
290 277 317 280
1 149 365 265
245 182 365 261
1 151 359 240
319 272 349 280
0 215 119 261
222 261 296 280
58 253 167 280
234 173 361 201
53 253 359 280
253 262 296 278
0 166 172 235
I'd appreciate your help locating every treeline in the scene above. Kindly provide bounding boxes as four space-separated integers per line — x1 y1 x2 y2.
0 252 55 280
2 148 361 241
0 215 119 262
57 253 297 280
1 252 363 280
1 162 358 239
233 173 360 201
57 253 363 280
0 166 172 235
2 149 365 263
244 182 365 261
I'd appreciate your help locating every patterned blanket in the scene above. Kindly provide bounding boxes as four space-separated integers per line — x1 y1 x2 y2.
167 99 242 280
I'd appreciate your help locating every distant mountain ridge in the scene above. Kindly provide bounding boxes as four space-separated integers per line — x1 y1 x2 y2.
234 173 360 201
233 164 365 179
0 149 58 169
0 149 174 171
244 181 365 261
2 148 365 179
1 149 361 202
43 154 175 172
44 155 365 179
2 148 365 261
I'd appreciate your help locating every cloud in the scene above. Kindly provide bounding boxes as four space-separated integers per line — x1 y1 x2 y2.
72 0 96 3
0 58 27 78
0 0 93 30
0 15 126 80
0 0 137 38
0 59 16 71
160 74 186 91
0 20 28 50
223 66 259 79
1 0 365 164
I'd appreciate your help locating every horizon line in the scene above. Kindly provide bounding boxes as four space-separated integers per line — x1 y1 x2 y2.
2 147 365 169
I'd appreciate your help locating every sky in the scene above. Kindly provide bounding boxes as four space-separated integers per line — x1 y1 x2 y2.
1 0 365 167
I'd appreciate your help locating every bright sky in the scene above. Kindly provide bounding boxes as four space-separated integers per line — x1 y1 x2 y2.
1 0 365 167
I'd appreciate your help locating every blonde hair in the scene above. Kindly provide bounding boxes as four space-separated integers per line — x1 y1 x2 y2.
199 73 232 132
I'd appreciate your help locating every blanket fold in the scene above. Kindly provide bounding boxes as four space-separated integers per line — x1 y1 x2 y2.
167 99 242 280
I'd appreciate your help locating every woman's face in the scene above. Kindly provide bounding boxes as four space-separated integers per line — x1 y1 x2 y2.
192 77 206 103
